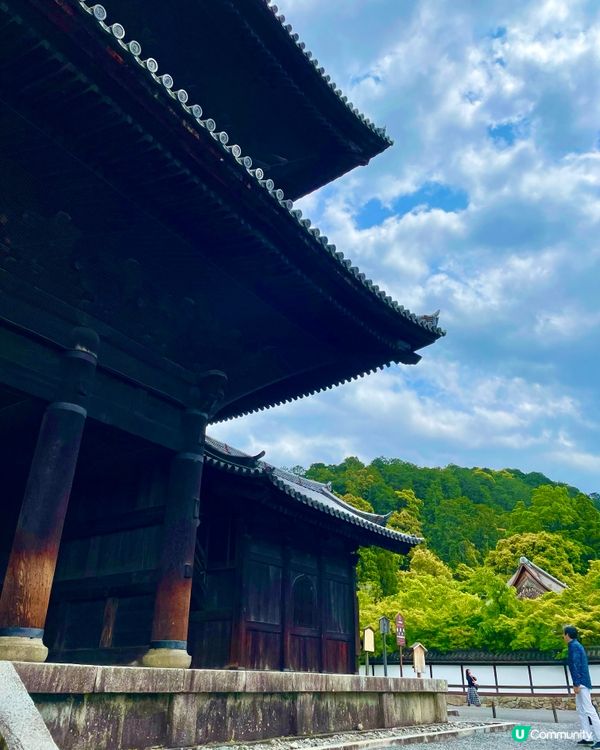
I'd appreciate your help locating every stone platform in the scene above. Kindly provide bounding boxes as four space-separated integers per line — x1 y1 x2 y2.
10 663 447 750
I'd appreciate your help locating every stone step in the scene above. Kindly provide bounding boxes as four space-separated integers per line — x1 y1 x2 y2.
0 661 59 750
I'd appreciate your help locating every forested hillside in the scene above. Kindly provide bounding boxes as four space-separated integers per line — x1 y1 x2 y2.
299 458 600 653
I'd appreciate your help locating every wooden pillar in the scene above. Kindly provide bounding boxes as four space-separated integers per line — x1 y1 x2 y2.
281 541 292 671
227 519 248 669
351 550 360 675
0 327 99 663
317 552 326 673
142 370 226 669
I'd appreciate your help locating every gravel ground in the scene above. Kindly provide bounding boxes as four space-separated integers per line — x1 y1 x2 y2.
186 723 510 750
380 721 593 749
457 704 579 724
169 710 594 750
205 723 489 750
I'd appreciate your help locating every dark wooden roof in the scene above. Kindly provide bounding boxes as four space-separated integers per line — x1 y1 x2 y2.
106 0 392 200
204 437 421 554
0 0 444 422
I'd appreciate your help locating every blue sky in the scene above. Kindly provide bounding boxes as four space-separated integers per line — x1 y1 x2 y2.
213 0 600 494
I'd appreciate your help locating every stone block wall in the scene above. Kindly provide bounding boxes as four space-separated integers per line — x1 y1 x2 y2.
446 693 584 711
13 663 447 750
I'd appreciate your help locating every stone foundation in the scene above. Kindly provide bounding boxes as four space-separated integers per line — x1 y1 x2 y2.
12 663 447 750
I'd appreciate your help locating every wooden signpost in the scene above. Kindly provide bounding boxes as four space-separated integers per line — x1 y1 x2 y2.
395 612 406 677
363 626 374 675
411 642 427 678
379 616 390 676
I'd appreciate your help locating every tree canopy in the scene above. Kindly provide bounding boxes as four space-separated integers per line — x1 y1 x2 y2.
302 457 600 653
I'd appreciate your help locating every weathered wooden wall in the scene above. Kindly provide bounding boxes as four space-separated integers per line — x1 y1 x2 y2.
191 488 357 673
22 433 360 673
0 363 360 675
45 438 170 664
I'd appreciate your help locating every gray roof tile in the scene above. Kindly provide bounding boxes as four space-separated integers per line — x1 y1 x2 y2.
204 436 421 549
262 0 393 145
75 0 446 340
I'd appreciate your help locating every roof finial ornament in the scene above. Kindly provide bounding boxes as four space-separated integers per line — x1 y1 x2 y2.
417 309 440 326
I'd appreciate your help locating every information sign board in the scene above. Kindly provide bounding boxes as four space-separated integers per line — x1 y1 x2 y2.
395 613 406 646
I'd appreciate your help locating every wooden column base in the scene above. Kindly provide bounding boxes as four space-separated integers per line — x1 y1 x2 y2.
141 645 191 669
0 635 48 663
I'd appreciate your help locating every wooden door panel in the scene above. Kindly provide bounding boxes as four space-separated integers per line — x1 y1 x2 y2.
246 560 282 625
324 579 352 635
289 633 320 672
245 628 281 670
190 619 231 668
323 638 350 673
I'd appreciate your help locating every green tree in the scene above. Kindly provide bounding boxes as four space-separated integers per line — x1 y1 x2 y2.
508 564 600 650
460 567 520 650
408 547 452 579
388 489 423 536
485 531 586 580
357 547 400 600
342 493 375 513
426 496 505 567
303 455 600 653
508 485 600 562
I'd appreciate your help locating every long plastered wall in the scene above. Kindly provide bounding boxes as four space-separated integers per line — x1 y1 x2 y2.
12 663 447 750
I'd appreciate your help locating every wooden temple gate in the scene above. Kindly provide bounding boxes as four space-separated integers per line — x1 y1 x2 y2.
0 0 443 673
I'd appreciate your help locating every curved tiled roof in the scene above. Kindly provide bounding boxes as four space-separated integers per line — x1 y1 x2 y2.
204 436 264 476
74 1 445 341
269 468 421 546
270 468 392 526
203 436 421 550
260 0 393 145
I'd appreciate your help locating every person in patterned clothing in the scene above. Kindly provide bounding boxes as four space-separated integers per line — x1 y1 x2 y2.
465 668 481 706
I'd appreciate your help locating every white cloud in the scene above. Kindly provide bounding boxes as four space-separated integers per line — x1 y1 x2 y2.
343 362 581 447
546 448 600 474
534 308 600 340
211 356 586 478
238 0 600 492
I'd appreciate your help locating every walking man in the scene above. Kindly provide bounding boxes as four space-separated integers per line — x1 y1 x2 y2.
563 625 600 748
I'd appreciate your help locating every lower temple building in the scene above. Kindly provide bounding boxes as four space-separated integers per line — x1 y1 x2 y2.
8 427 419 673
0 0 443 672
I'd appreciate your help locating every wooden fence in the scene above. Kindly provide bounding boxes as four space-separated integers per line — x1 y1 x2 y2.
367 651 600 696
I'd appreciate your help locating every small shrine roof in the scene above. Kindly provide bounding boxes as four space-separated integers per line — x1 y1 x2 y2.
507 557 567 594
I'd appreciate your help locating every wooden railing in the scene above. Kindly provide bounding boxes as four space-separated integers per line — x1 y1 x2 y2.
448 682 578 696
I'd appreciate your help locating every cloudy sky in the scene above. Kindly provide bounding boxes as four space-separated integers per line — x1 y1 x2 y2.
213 0 600 493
